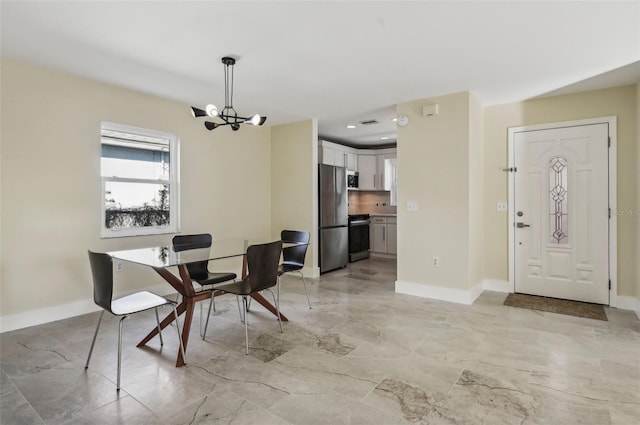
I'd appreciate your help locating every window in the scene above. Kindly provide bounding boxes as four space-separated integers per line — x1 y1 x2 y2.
384 157 398 206
100 122 179 238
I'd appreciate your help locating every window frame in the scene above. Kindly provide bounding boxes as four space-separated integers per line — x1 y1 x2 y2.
100 121 180 238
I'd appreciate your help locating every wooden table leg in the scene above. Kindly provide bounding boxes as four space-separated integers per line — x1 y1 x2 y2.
176 297 194 366
137 300 186 346
250 292 289 321
137 264 208 367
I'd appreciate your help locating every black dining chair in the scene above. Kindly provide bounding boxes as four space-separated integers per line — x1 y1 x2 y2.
278 230 311 309
214 240 283 354
85 250 185 392
172 234 238 338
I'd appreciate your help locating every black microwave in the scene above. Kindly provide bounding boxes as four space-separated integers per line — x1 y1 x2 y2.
347 170 359 189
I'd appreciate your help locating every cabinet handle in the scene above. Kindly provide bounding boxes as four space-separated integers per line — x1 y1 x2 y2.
382 226 385 241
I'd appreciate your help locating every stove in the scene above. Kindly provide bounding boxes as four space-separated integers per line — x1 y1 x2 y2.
348 214 370 262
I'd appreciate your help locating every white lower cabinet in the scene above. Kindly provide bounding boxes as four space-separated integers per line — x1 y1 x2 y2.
387 221 397 254
371 221 386 253
370 216 397 255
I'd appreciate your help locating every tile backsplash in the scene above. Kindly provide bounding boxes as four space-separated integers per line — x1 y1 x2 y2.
348 190 397 215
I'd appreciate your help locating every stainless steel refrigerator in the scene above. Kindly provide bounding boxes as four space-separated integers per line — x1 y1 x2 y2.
319 164 349 273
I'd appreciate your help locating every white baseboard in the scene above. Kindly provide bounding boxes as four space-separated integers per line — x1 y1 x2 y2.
395 279 640 317
395 280 483 305
616 295 640 319
303 266 320 279
0 283 175 334
482 279 511 292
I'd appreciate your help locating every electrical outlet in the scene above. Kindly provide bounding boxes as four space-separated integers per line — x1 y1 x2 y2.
432 256 439 267
497 201 508 212
115 261 123 272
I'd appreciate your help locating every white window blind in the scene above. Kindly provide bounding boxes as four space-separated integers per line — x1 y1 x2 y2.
100 122 179 238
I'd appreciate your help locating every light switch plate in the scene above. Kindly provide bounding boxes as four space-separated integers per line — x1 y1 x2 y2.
497 201 508 212
407 201 418 212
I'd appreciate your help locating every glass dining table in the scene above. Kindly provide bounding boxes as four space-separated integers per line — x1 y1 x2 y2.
108 238 290 367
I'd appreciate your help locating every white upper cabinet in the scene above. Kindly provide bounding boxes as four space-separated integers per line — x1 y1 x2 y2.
319 140 357 169
322 146 345 167
319 141 396 196
358 154 377 190
358 150 396 192
346 152 358 171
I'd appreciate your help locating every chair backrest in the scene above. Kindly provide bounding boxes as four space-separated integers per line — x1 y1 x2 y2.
281 230 310 267
87 250 114 313
172 233 212 277
247 240 283 292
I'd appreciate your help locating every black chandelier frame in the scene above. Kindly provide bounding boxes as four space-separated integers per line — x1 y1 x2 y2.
190 56 266 131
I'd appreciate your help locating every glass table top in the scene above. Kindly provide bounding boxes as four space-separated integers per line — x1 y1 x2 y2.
107 238 305 268
108 238 256 268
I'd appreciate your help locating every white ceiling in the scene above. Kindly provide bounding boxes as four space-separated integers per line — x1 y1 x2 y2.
2 1 639 147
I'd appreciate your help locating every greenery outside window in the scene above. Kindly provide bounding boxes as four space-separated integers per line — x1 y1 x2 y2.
100 122 179 238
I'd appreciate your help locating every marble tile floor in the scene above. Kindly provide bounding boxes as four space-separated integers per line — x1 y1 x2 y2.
1 257 639 425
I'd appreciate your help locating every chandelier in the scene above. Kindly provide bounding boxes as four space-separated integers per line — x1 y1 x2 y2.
190 56 266 131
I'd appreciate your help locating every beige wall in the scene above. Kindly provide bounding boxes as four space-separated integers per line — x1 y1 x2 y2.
637 81 640 309
396 92 473 293
270 119 319 276
468 93 484 288
483 85 638 297
0 59 273 326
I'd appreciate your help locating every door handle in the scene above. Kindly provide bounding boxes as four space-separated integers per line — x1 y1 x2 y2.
516 222 530 228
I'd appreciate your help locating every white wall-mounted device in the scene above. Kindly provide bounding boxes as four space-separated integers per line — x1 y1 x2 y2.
422 104 439 117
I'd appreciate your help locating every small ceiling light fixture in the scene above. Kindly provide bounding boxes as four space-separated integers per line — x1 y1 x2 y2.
380 136 389 140
346 125 356 129
190 56 266 131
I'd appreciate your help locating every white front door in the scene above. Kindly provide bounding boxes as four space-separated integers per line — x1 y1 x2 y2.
512 123 610 304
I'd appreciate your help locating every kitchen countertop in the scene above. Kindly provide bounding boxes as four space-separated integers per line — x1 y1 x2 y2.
368 213 397 217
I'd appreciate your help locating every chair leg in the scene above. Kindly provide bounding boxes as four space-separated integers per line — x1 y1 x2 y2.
246 296 252 312
298 271 312 309
155 307 164 346
242 296 249 355
236 296 244 323
85 310 105 369
171 293 181 328
267 286 283 333
202 291 214 340
117 315 128 391
172 304 186 365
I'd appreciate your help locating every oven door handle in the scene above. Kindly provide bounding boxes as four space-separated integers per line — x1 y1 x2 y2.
349 220 370 226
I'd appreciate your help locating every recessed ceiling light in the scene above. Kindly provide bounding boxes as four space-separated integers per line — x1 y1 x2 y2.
346 125 356 129
391 117 397 122
380 136 389 140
